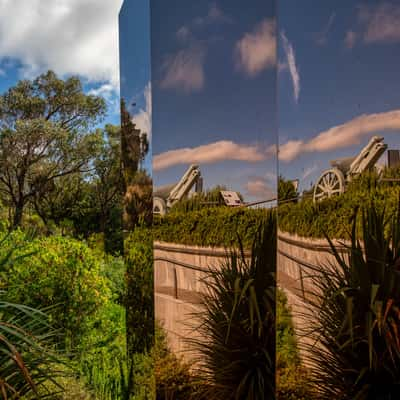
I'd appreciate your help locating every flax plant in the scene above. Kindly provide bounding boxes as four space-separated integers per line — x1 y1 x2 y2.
0 234 65 399
188 211 276 400
302 199 400 399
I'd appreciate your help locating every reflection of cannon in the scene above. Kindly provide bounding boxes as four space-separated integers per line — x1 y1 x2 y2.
153 164 244 215
313 136 387 202
153 164 203 215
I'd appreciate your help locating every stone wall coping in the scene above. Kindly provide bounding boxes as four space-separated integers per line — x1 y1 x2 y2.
154 240 251 257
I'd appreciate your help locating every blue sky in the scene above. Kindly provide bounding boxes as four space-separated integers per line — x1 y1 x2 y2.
278 1 400 192
149 0 278 202
0 0 123 126
2 1 399 201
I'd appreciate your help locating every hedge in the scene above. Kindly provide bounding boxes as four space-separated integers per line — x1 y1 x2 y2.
153 207 274 249
278 170 400 239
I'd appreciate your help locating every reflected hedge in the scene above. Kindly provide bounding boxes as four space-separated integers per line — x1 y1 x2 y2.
153 207 272 249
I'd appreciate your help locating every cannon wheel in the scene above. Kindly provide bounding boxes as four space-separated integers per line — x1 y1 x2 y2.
153 196 167 216
313 168 345 203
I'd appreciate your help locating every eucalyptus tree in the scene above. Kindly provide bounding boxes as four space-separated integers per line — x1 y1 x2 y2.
0 70 106 228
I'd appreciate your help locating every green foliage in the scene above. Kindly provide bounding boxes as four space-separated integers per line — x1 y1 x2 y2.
128 325 198 400
120 98 149 186
0 233 67 399
170 185 228 213
0 70 106 228
278 176 298 204
0 301 67 399
124 227 154 358
124 170 152 230
0 230 110 351
30 123 124 254
153 327 198 400
78 303 129 400
188 212 276 399
276 290 311 399
279 170 400 238
73 255 129 400
153 207 269 249
302 200 400 399
276 290 299 369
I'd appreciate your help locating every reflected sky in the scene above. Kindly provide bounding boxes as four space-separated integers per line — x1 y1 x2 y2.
150 0 277 203
119 0 152 173
278 1 400 192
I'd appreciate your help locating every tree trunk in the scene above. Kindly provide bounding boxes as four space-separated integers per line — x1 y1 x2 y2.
12 201 24 229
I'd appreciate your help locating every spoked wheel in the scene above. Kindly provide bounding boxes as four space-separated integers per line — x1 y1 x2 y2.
313 168 345 203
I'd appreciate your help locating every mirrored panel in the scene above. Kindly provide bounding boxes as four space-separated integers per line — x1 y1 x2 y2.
277 1 400 397
119 1 154 398
151 1 277 397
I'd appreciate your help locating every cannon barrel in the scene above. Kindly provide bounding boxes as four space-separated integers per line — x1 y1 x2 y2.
348 136 387 176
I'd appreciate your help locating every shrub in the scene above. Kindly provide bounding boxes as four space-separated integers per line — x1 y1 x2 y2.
0 230 110 350
276 290 312 399
0 233 67 398
131 325 198 400
153 327 198 399
124 226 154 358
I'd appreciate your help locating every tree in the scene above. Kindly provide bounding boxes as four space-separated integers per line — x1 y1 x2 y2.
278 175 298 204
92 124 124 253
0 70 106 228
120 98 149 189
31 172 87 231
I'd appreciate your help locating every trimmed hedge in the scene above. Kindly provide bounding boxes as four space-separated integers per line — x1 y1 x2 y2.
278 170 400 239
153 207 274 249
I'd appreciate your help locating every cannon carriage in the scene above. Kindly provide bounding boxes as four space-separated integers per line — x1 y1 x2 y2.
153 164 244 215
313 136 387 202
153 164 203 216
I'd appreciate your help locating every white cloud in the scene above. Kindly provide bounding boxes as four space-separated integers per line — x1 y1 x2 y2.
153 140 267 171
192 2 232 27
160 44 207 92
88 83 115 98
279 109 400 162
281 31 300 102
346 3 400 48
360 3 400 43
168 3 232 92
208 3 225 21
245 177 274 199
302 164 318 180
88 82 119 115
279 140 304 162
176 26 192 42
235 19 276 77
0 0 122 88
278 61 288 73
316 12 336 45
132 82 152 139
345 30 358 49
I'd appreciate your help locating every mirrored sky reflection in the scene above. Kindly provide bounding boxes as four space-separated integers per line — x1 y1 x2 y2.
278 1 400 192
150 0 278 203
119 0 152 173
